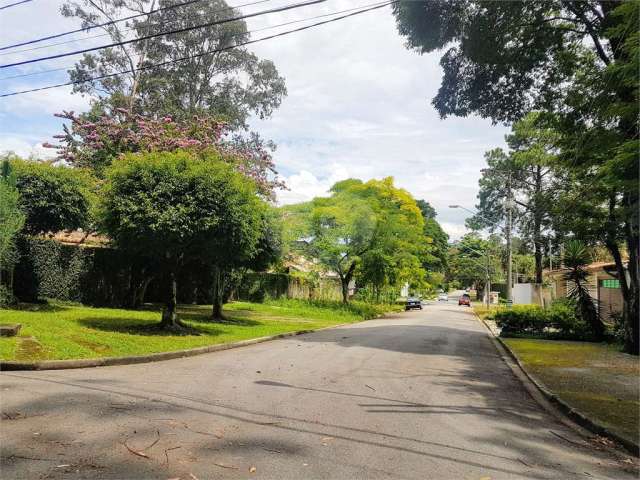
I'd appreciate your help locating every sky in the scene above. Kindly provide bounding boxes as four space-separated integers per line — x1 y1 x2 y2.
0 0 509 239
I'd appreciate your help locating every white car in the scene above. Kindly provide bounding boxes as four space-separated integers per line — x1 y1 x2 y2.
438 293 448 301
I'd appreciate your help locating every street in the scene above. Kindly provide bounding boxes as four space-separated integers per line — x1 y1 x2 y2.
0 301 635 479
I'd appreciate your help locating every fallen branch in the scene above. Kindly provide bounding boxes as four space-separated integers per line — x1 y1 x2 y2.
262 447 282 454
143 430 161 451
123 439 150 459
213 462 239 470
549 430 583 447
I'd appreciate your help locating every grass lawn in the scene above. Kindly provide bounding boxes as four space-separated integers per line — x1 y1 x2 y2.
504 338 640 445
0 298 402 362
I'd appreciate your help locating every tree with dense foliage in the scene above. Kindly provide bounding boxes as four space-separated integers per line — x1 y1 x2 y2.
99 150 264 328
394 1 638 354
447 233 502 294
470 113 560 283
0 160 25 303
416 199 449 278
61 0 286 126
8 156 94 236
48 109 283 195
284 178 426 303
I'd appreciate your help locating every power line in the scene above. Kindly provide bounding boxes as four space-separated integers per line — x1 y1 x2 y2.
0 0 273 57
1 0 326 69
0 0 390 81
0 2 394 98
0 0 32 11
0 0 206 51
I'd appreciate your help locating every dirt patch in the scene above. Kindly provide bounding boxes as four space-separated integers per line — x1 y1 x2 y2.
15 337 46 361
71 336 113 354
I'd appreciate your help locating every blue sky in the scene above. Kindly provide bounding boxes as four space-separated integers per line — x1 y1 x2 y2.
0 0 509 239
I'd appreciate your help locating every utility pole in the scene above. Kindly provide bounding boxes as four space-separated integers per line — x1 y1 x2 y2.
505 172 513 305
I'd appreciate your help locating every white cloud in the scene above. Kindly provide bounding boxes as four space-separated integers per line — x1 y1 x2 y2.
0 136 57 159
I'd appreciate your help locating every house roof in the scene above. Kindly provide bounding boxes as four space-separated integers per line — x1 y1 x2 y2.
545 260 627 278
49 230 110 248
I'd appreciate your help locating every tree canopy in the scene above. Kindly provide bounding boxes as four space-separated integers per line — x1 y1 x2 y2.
61 0 286 127
283 177 426 302
99 149 265 327
9 157 94 236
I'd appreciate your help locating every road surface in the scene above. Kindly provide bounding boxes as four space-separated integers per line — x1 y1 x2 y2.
1 300 636 479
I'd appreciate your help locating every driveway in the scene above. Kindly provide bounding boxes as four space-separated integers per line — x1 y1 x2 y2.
1 301 636 479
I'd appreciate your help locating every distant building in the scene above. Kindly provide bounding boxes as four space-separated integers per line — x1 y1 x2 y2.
546 261 626 322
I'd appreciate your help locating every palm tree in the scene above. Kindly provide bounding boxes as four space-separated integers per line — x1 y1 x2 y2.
563 240 605 341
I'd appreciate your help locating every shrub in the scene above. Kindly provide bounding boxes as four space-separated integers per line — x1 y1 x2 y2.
495 301 591 340
495 305 548 336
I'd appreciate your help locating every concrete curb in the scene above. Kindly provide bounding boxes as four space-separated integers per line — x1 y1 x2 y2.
473 312 639 457
0 311 402 372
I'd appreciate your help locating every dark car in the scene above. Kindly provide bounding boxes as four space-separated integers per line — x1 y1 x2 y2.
405 297 422 310
458 293 471 306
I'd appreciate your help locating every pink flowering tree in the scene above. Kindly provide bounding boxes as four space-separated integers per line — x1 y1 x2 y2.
46 109 284 197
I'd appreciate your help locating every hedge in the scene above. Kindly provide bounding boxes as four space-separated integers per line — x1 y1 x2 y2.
11 238 342 307
494 302 592 340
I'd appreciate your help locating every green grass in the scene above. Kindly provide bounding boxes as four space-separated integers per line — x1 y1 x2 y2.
504 338 640 444
472 304 506 320
0 299 402 362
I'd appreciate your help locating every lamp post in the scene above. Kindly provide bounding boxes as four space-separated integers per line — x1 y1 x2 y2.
450 203 513 304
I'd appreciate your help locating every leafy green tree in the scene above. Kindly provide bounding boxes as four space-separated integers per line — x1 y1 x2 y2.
563 240 605 340
393 1 623 122
0 160 25 302
447 233 502 294
62 0 286 127
99 150 264 328
284 178 426 303
470 113 560 283
394 1 638 353
9 157 94 235
416 199 449 275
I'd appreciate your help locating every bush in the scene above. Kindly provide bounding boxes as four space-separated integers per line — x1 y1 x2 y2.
0 284 15 307
495 301 591 340
495 305 549 336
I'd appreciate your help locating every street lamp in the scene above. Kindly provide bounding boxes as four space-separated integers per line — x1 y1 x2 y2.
450 203 514 304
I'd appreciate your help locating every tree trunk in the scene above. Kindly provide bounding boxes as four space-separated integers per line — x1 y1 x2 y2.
133 276 153 309
533 166 544 284
161 270 180 328
340 261 357 304
623 208 639 355
340 275 349 304
211 265 225 320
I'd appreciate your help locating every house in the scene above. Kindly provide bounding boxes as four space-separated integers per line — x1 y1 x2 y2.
546 261 626 322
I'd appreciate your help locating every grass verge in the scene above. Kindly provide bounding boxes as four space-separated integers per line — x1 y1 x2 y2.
0 299 402 362
503 338 639 445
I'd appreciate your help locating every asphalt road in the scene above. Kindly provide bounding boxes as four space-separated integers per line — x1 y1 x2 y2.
1 300 636 480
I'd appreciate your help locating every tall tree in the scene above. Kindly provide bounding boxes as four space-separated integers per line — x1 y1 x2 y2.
471 113 559 283
61 0 286 126
393 1 638 353
0 160 25 302
416 199 449 275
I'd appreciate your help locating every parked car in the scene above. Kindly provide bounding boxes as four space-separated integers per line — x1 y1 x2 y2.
438 293 448 301
458 293 471 306
405 297 422 310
